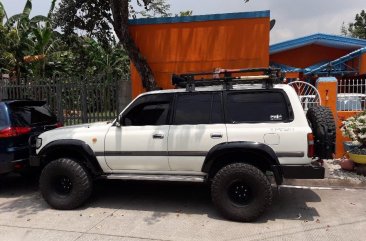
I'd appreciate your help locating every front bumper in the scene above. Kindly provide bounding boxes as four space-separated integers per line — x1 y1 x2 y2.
281 164 325 179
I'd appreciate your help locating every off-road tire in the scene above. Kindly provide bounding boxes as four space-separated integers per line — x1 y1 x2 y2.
40 158 93 210
211 163 272 222
307 106 336 159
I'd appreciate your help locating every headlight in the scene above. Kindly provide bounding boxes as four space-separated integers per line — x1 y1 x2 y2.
36 138 42 149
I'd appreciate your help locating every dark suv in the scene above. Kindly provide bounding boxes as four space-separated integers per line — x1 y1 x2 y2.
0 100 60 175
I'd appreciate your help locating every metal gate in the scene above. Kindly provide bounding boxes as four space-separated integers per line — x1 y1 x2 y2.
0 76 131 125
337 78 366 111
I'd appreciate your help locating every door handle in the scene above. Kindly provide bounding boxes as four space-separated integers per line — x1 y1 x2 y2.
152 133 164 139
210 133 223 139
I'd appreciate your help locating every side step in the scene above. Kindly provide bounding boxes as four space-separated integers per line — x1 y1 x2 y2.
105 174 206 182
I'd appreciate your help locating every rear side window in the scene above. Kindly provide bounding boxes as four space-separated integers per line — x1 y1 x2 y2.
9 102 57 127
174 92 223 125
0 103 9 130
226 91 290 123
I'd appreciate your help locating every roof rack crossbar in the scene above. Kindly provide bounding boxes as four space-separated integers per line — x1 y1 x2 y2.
172 68 283 91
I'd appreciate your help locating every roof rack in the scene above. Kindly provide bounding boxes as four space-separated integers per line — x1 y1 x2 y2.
172 68 284 91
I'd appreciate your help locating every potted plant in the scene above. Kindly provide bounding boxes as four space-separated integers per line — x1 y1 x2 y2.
341 111 366 164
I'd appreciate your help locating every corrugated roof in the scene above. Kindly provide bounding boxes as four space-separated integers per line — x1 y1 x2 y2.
128 10 270 25
270 33 366 54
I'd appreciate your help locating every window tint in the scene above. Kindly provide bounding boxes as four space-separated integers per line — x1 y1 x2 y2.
174 93 223 125
211 93 224 123
9 102 57 127
226 91 290 123
123 102 170 126
0 103 9 130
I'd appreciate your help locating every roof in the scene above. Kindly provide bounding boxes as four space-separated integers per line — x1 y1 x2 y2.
139 84 289 97
128 10 270 25
270 33 366 54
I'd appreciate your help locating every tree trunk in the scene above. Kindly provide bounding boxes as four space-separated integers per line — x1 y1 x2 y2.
110 0 157 91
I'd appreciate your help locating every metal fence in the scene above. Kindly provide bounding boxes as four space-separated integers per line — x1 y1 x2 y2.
337 78 366 111
0 76 131 125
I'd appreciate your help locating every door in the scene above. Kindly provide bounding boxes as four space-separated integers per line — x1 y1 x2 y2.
105 94 173 171
168 92 227 172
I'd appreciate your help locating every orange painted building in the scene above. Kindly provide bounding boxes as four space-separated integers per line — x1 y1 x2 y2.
270 34 366 157
270 34 366 79
128 11 271 97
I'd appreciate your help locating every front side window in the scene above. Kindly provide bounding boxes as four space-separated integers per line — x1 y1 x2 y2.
122 94 173 126
226 91 290 123
123 102 170 126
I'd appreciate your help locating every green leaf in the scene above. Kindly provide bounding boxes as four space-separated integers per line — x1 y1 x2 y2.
0 2 9 23
5 13 22 28
22 0 32 18
30 15 48 23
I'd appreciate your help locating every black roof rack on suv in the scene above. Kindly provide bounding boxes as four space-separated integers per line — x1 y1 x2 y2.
172 67 284 91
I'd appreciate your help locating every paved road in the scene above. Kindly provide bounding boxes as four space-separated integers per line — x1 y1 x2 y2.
0 174 365 241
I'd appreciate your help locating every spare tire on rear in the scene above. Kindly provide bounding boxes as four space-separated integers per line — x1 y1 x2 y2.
306 106 336 159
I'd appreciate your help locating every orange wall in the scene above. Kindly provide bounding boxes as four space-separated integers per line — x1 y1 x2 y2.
129 17 269 97
270 44 350 68
360 53 366 75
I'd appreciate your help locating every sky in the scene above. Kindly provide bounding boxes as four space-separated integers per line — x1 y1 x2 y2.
1 0 365 44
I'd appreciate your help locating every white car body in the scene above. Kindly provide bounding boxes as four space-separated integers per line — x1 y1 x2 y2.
37 84 313 176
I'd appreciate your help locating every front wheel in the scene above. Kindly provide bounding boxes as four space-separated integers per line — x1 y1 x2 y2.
40 158 93 210
211 163 272 222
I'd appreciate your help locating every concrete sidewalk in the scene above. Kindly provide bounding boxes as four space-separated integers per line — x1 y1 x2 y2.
0 175 366 241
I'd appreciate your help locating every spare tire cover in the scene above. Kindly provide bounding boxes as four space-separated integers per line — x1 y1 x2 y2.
306 106 336 159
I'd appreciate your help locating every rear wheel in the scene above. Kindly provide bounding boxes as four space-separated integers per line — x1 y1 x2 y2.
40 158 93 210
307 106 336 159
211 163 272 222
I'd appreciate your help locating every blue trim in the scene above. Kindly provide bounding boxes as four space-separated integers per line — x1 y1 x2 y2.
271 61 329 73
270 33 366 54
129 11 270 25
307 46 366 75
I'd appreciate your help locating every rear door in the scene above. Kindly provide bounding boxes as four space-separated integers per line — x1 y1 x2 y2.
168 92 227 172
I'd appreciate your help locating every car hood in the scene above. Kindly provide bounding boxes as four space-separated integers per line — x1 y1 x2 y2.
38 121 113 150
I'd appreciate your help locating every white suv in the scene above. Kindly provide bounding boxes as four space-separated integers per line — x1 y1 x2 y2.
31 68 336 222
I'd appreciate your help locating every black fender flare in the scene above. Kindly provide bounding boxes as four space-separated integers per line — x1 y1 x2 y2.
202 141 283 184
38 139 103 175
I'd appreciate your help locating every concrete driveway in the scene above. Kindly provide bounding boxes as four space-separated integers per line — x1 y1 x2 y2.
0 174 365 241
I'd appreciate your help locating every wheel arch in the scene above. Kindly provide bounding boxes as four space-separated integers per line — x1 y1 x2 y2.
38 139 103 176
202 142 283 184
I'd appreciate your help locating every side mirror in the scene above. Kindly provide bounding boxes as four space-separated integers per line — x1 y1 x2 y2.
115 114 122 127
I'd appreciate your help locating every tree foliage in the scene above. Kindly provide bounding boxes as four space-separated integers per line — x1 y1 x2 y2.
0 0 129 81
342 10 366 39
54 0 172 90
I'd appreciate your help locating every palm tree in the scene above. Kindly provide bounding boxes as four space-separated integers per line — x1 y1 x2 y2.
1 0 60 80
